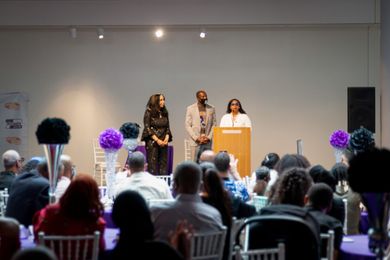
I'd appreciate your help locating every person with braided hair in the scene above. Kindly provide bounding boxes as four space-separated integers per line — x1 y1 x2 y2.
269 167 313 206
257 167 321 260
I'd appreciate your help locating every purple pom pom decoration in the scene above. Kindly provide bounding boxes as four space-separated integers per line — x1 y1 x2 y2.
329 129 349 149
99 128 123 151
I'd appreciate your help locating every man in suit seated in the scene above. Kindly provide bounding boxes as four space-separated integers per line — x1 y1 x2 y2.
6 158 50 227
150 161 223 242
0 150 22 190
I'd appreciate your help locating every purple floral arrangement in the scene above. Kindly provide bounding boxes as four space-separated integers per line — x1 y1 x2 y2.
329 129 349 149
99 128 123 151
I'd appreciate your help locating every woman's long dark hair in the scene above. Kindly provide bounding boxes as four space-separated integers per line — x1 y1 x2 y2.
226 98 246 114
112 190 154 243
203 168 232 228
59 174 104 221
146 94 168 117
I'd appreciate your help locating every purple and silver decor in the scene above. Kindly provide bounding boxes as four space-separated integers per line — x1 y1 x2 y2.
119 122 140 159
329 129 349 163
36 118 70 204
99 128 123 207
43 144 64 204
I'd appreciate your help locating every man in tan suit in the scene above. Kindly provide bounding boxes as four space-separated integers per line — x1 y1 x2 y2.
185 90 216 162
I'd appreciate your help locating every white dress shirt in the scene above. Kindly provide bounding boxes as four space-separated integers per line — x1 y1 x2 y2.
55 176 71 201
114 171 173 201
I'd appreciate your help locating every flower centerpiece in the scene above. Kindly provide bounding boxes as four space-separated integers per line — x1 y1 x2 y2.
99 128 123 204
329 129 349 163
119 122 140 157
36 117 71 203
348 127 375 154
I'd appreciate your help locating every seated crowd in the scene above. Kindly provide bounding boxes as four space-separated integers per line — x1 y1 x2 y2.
0 140 384 260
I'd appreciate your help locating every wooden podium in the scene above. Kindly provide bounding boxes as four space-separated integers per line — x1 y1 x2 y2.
213 127 251 178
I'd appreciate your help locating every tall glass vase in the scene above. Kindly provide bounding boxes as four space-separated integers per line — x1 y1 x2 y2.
123 138 138 162
333 147 344 163
103 150 118 206
43 144 64 204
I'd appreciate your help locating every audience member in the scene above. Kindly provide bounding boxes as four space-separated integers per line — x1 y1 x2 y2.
261 152 280 193
151 161 223 241
306 183 343 259
269 167 312 207
54 155 73 201
214 151 249 202
258 167 320 260
0 217 20 260
102 190 183 259
253 166 270 196
201 168 232 260
261 152 280 169
19 157 42 174
6 158 49 227
198 149 216 164
0 150 22 190
273 153 311 175
199 161 216 194
114 151 172 200
267 153 311 201
33 174 106 254
330 162 362 235
199 162 256 219
11 246 57 260
309 165 345 225
331 162 349 196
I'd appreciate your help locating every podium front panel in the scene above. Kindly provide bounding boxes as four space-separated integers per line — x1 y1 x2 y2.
213 127 251 178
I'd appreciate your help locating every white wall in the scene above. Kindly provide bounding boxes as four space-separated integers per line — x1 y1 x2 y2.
0 0 377 26
0 25 380 174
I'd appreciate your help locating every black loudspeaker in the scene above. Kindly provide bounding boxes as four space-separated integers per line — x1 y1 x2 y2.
348 87 375 133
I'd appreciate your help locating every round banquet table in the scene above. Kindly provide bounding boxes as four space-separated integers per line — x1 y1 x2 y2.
340 235 375 260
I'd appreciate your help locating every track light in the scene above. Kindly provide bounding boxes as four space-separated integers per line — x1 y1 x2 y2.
200 29 206 39
97 28 104 39
70 27 77 39
155 28 164 38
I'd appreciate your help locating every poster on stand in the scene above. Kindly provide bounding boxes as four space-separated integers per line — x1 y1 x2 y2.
0 92 28 162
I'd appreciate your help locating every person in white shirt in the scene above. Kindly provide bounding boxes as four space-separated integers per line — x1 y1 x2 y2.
55 154 73 202
219 98 252 128
114 151 173 201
